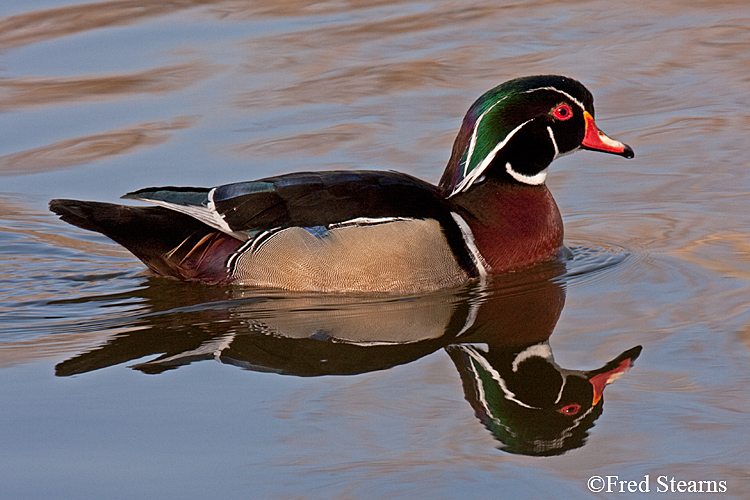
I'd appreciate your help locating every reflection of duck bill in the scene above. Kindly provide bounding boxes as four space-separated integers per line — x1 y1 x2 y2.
51 264 641 456
588 345 642 406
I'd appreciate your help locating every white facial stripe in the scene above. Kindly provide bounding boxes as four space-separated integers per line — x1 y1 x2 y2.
452 83 585 195
451 118 533 196
465 96 510 178
521 86 586 111
506 162 547 185
547 126 559 158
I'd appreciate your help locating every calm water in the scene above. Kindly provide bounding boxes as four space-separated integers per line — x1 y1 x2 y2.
2 0 750 498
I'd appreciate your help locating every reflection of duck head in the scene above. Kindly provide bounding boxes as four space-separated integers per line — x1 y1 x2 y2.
53 261 640 455
447 342 641 456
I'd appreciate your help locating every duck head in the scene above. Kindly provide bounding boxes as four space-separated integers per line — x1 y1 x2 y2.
440 75 634 196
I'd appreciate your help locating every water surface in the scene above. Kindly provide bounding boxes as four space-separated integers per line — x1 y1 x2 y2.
2 1 750 498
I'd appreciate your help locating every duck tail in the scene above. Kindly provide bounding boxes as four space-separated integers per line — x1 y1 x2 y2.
49 199 241 283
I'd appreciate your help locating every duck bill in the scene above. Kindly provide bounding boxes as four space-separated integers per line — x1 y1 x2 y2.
581 111 634 158
588 345 642 406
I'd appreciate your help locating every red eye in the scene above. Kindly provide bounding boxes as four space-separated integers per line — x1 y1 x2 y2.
553 104 573 120
558 403 581 415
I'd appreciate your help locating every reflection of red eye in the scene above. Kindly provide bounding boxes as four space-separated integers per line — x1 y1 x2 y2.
553 104 573 120
558 403 581 415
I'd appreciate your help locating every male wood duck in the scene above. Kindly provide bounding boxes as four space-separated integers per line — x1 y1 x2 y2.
50 75 634 293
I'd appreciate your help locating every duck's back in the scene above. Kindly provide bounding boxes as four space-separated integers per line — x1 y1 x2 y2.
51 170 478 292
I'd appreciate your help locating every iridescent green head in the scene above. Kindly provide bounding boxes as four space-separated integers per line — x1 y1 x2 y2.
440 75 633 196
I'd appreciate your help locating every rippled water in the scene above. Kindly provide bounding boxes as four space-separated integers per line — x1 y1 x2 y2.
2 1 750 498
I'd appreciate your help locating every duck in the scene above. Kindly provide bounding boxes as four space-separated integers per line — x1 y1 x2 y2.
50 75 634 293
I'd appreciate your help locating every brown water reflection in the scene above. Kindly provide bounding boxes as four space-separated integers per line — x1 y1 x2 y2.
0 117 195 175
0 64 213 111
0 1 209 49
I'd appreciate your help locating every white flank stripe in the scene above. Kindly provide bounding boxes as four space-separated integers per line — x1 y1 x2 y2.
226 238 255 269
329 216 412 228
248 230 272 253
450 212 489 279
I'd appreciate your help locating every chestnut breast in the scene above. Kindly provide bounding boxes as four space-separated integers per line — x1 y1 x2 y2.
451 178 563 273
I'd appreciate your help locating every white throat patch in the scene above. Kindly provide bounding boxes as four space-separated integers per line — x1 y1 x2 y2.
505 162 548 185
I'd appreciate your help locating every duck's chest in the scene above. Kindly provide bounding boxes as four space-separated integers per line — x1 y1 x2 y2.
452 182 564 273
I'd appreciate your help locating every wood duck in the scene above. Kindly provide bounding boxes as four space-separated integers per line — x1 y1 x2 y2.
50 75 634 293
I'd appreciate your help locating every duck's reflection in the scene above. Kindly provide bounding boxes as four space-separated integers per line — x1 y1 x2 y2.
55 261 640 456
448 342 639 456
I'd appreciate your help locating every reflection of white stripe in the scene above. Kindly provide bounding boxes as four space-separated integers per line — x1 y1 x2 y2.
456 295 482 336
463 345 540 410
135 332 236 366
554 374 567 404
511 343 569 404
457 303 478 336
512 343 553 372
450 212 489 280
